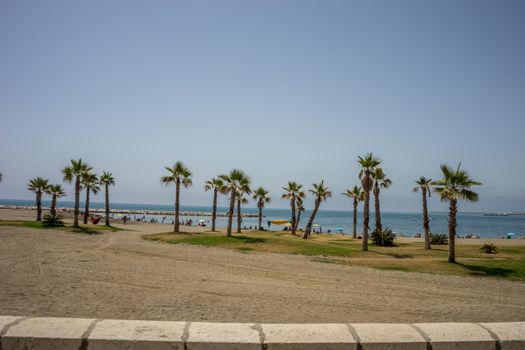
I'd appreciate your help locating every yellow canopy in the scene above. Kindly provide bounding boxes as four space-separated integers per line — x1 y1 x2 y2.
270 220 290 225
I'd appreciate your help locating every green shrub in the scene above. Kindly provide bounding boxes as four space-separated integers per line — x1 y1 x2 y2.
371 227 396 247
430 233 448 245
480 243 498 254
42 213 64 228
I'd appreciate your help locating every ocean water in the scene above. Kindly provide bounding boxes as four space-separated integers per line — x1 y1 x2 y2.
1 198 524 239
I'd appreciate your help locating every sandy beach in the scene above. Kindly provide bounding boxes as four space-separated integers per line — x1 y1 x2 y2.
1 208 524 323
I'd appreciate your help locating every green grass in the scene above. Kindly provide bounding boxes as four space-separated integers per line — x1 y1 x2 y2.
145 231 525 281
0 219 124 234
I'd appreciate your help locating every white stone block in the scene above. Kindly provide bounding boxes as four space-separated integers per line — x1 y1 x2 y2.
0 316 23 334
481 322 525 350
351 323 427 350
2 317 95 350
262 323 357 350
89 319 186 350
186 322 261 350
415 322 495 350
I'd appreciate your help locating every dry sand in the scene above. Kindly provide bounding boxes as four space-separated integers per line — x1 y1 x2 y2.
0 208 524 323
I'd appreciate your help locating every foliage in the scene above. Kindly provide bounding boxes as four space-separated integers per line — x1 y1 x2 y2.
480 243 498 254
370 227 396 247
430 233 448 245
42 213 65 228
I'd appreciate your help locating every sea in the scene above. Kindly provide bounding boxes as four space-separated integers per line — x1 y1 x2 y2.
1 199 524 239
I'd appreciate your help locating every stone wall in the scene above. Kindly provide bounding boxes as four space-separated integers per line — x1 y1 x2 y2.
1 316 524 349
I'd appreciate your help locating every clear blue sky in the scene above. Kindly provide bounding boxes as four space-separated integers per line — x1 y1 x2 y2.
1 0 524 212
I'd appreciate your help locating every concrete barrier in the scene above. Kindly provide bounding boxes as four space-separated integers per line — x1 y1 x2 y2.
0 316 524 350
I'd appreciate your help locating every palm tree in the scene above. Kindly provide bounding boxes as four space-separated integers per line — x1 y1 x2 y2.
100 171 115 227
413 177 432 250
219 169 250 236
372 167 392 233
204 177 225 232
27 177 49 221
342 186 364 239
81 172 100 224
236 192 250 233
160 161 193 233
45 184 66 216
432 163 481 263
303 181 332 239
252 187 270 230
358 153 381 251
62 159 92 227
281 181 305 235
0 172 3 183
295 196 305 231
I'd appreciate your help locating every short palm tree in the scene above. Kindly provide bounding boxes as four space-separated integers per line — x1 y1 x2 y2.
432 163 481 263
303 181 332 239
45 184 66 216
413 176 432 250
219 169 250 236
161 161 193 233
295 196 305 231
372 167 392 233
100 171 115 227
27 177 49 221
358 153 381 251
253 187 270 230
81 172 100 224
342 186 364 238
62 159 92 227
281 181 305 235
204 177 225 232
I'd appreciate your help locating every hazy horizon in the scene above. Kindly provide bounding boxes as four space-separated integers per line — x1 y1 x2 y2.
1 0 524 212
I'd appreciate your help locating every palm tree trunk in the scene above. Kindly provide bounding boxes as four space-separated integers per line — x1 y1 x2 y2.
83 186 90 225
290 198 296 235
374 184 382 233
105 183 110 226
174 179 180 233
303 200 320 239
36 191 42 221
362 180 370 251
226 190 235 236
296 208 302 231
236 199 242 233
51 195 57 216
74 176 80 227
258 203 263 230
448 199 457 263
422 189 431 250
352 199 358 239
212 188 218 232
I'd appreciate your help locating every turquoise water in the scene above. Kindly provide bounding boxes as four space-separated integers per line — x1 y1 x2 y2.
1 198 524 239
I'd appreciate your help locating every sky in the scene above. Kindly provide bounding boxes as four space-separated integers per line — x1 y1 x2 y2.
1 0 524 212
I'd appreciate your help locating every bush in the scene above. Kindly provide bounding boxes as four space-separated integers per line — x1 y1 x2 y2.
371 227 396 247
430 233 448 245
480 243 498 254
42 213 64 228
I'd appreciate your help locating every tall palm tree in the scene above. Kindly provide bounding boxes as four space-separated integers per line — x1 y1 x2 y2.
358 153 381 251
219 169 250 236
62 159 92 227
252 187 270 230
295 196 305 231
81 172 100 224
303 181 332 239
204 177 225 232
413 177 433 250
161 161 193 233
45 184 66 216
342 186 364 239
281 181 305 235
27 177 49 221
432 163 481 263
100 171 115 227
236 192 250 233
372 167 392 233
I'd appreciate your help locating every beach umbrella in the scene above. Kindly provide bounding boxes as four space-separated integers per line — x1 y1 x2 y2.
312 224 320 227
507 232 516 238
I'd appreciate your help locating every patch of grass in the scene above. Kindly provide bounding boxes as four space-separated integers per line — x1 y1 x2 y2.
0 220 124 234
